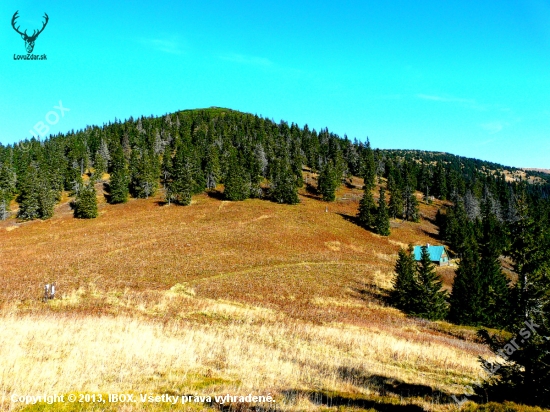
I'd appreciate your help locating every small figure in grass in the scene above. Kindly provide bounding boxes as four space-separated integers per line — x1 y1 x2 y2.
43 284 50 302
50 282 56 300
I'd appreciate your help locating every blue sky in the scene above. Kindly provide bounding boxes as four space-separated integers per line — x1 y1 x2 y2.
1 0 549 168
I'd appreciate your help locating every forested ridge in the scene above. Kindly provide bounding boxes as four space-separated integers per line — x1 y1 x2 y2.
1 106 548 220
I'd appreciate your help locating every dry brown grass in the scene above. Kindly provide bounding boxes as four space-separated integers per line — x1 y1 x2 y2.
0 292 489 411
0 182 490 411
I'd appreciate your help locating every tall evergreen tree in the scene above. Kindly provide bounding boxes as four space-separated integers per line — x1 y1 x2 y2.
224 150 250 201
0 162 16 204
65 160 84 194
448 241 485 325
74 182 98 218
93 150 108 178
17 162 57 221
161 144 173 190
476 265 550 407
93 138 110 178
168 143 194 206
361 138 376 190
270 157 299 204
403 185 419 222
388 175 404 220
375 185 390 236
413 246 448 320
317 160 338 201
479 205 511 329
509 188 541 323
357 185 376 229
204 144 221 190
17 164 41 220
108 144 129 204
475 190 549 404
391 246 419 312
433 163 447 200
98 138 111 164
37 178 56 219
442 199 472 255
129 148 159 199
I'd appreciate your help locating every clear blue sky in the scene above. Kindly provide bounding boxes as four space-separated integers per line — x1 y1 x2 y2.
1 0 549 168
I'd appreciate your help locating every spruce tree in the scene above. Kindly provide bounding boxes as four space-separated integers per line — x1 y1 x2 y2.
388 182 404 219
270 158 299 204
98 139 111 165
65 160 84 194
391 246 419 312
17 164 41 220
434 163 447 200
188 147 206 195
224 150 250 201
508 188 540 323
108 144 129 204
93 151 107 179
130 148 159 199
317 160 338 201
476 266 550 406
93 139 110 179
413 246 448 320
37 179 56 219
168 143 194 206
204 144 220 190
475 191 549 403
375 185 390 236
0 162 16 204
362 138 376 190
161 144 173 190
403 185 419 222
74 182 98 218
357 185 376 229
443 200 471 255
479 207 511 329
448 241 485 325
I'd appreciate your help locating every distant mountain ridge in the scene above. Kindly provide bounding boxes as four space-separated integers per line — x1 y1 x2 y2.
1 106 549 223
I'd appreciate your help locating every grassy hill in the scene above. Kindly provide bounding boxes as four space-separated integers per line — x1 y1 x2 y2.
0 173 497 412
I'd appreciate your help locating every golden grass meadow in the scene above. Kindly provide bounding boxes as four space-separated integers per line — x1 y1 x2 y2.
0 177 496 411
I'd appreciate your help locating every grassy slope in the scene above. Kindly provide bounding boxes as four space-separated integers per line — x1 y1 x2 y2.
0 175 494 411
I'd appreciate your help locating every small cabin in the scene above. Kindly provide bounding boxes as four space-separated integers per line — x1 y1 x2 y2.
413 244 450 266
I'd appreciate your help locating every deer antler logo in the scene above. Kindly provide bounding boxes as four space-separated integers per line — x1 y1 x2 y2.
11 11 49 54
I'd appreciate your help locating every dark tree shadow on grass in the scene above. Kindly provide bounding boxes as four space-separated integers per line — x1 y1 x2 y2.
280 389 425 412
206 189 226 200
337 212 361 227
337 212 383 238
351 279 392 307
305 182 319 195
336 368 462 404
102 182 112 203
420 228 442 242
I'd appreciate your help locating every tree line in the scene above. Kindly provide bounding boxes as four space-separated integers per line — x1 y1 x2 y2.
1 108 547 224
